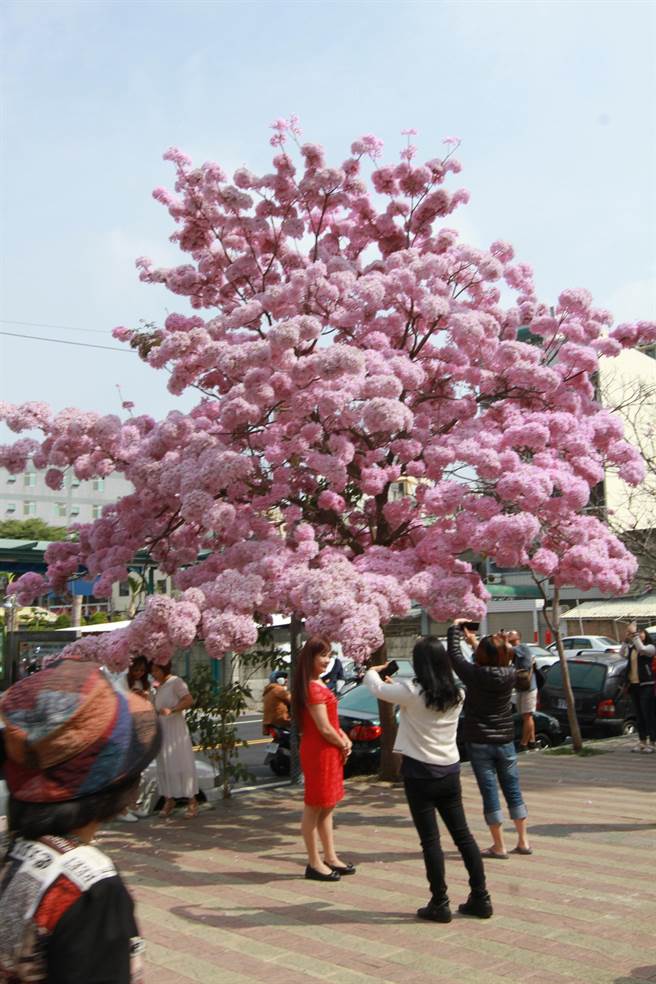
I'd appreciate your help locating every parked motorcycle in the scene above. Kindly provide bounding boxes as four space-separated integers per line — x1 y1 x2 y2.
264 725 291 776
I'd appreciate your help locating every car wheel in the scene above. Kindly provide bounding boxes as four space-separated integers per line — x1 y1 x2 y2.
269 757 289 776
534 733 552 750
622 719 637 736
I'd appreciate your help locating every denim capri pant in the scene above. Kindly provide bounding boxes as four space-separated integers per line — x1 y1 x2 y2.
467 741 528 826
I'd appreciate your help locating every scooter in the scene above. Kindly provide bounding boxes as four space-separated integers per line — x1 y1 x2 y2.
264 725 291 776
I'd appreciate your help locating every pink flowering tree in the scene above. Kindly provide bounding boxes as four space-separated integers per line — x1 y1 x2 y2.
2 120 654 762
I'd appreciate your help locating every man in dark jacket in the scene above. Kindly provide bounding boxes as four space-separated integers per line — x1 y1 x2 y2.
446 622 532 859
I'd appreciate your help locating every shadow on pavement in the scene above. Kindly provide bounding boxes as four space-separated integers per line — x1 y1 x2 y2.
529 821 656 837
614 969 656 984
170 900 418 929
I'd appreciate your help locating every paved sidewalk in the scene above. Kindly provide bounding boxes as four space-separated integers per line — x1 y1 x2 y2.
101 738 656 984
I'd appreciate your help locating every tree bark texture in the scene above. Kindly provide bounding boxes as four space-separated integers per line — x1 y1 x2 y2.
289 613 303 784
544 586 584 753
370 634 402 781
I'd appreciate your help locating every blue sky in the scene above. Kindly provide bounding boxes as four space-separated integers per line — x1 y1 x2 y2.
1 0 654 427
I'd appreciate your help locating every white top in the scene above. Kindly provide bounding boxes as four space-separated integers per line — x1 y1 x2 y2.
363 670 463 766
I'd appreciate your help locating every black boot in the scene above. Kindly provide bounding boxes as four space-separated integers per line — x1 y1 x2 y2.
417 898 452 923
458 890 493 918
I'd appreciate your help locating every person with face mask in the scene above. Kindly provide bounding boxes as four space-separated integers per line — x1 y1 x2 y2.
262 671 291 734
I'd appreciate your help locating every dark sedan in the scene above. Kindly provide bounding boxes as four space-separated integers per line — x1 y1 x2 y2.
539 652 635 737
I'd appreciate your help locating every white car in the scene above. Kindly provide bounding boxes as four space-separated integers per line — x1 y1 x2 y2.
523 643 560 672
547 635 621 655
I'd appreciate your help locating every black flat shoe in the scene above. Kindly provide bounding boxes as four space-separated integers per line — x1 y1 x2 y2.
305 865 341 882
417 899 452 923
328 862 356 875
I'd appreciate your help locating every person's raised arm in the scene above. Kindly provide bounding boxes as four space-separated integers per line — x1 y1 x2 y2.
446 624 477 685
632 634 656 657
363 665 415 706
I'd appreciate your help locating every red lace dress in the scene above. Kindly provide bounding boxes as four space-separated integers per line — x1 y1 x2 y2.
300 680 345 807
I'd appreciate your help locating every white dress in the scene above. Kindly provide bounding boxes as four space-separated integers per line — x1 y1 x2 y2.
154 676 199 799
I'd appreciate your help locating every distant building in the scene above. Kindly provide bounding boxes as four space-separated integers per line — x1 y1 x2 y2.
0 465 171 615
0 465 133 527
598 345 656 534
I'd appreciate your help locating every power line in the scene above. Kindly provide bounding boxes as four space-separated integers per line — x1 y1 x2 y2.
0 318 113 336
0 330 136 354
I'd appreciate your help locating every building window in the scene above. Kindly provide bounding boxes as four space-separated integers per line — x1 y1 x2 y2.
92 478 105 492
6 475 16 484
119 580 130 597
5 502 16 513
56 502 67 518
92 504 102 520
156 579 168 594
70 505 80 517
24 473 36 488
71 476 80 488
23 501 37 516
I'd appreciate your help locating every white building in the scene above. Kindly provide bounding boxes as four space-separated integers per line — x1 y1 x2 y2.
0 465 133 526
598 345 656 534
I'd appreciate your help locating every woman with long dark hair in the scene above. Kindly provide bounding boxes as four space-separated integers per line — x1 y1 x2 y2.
447 621 531 860
621 626 656 752
364 637 491 922
127 655 152 697
292 637 354 882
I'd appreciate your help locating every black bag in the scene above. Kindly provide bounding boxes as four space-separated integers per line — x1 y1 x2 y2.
534 665 546 691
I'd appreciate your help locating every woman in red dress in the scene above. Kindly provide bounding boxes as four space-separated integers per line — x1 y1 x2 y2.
292 636 355 882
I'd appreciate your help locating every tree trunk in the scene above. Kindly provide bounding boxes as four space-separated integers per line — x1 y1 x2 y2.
370 635 402 781
71 595 82 628
289 613 303 784
545 586 583 753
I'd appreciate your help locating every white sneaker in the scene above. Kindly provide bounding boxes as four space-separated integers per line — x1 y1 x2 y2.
640 745 655 754
118 811 139 822
631 744 645 753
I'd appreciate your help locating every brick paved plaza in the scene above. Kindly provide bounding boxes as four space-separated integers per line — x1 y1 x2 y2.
101 739 656 984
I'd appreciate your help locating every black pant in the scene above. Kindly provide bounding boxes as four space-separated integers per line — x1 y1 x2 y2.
404 772 486 904
630 684 656 742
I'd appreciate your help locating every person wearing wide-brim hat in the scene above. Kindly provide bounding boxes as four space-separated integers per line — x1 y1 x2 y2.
0 658 160 984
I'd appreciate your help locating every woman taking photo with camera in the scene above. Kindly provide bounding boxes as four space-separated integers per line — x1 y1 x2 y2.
447 621 531 860
621 624 656 752
292 636 354 882
364 637 492 922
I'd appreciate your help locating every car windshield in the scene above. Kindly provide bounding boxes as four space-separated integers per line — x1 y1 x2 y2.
547 661 607 691
527 645 551 657
338 686 378 715
596 637 618 648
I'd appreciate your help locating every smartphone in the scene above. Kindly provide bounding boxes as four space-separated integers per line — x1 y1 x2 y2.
462 621 480 632
385 660 399 677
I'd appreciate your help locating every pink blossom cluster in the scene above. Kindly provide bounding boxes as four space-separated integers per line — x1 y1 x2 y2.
60 595 202 669
2 123 654 664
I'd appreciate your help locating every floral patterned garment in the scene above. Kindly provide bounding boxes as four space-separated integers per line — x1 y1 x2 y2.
0 836 144 984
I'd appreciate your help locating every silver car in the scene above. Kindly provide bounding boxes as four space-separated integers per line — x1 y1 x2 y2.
547 635 621 655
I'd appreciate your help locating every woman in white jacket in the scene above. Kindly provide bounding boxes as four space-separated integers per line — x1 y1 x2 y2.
365 636 491 923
